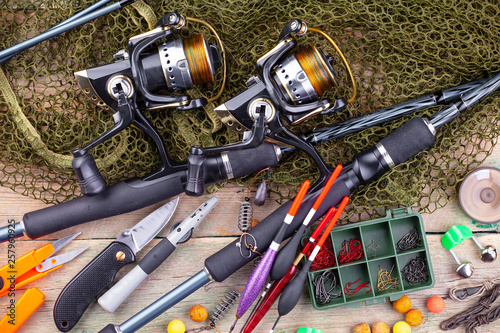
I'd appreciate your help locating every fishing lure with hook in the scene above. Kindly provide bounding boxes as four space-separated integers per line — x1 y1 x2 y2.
236 167 273 259
236 197 258 259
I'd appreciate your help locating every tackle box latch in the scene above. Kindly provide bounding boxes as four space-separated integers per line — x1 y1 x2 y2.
389 207 413 219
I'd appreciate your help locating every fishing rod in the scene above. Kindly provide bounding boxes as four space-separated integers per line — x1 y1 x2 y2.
0 0 137 64
0 74 492 243
0 8 494 244
302 75 491 146
0 73 493 244
97 72 500 333
0 17 354 242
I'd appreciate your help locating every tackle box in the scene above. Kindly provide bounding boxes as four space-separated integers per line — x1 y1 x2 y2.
302 207 434 310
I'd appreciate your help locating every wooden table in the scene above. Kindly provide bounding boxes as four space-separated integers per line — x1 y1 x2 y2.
1 144 499 333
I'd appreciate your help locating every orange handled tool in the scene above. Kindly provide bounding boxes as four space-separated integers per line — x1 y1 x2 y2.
0 233 86 297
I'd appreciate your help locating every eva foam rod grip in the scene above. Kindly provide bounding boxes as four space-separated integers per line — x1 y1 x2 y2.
379 117 435 165
22 173 186 239
22 143 280 239
205 174 352 282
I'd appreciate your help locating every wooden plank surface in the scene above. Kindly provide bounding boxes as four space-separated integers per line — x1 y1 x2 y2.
0 145 499 333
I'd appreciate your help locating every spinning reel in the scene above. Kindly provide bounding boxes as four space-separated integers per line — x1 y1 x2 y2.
72 12 226 196
185 19 356 196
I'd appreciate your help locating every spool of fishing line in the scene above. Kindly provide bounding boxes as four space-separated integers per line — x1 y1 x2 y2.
459 166 500 224
272 44 337 105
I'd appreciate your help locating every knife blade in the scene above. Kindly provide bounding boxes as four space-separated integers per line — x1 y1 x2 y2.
53 198 179 332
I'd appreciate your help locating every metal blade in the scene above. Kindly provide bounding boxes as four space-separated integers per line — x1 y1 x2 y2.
49 232 82 257
36 247 88 272
117 198 179 254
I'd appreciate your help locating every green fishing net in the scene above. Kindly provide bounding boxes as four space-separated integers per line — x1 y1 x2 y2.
0 0 498 222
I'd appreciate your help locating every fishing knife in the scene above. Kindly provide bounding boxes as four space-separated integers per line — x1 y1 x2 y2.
97 196 219 313
53 197 179 332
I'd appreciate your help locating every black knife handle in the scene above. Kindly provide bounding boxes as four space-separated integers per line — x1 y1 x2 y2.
53 242 136 332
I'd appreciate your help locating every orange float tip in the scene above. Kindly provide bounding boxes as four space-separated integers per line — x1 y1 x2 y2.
312 165 343 210
288 180 310 216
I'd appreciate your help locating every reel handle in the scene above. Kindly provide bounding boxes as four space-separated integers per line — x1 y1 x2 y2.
278 19 307 41
72 151 107 196
155 12 186 29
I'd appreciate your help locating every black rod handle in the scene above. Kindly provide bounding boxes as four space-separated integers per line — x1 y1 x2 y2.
20 143 280 240
22 172 186 239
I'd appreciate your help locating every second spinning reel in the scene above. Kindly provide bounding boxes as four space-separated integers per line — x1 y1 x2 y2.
185 18 357 196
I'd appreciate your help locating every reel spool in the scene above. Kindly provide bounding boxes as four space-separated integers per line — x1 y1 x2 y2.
459 166 500 224
75 13 225 112
272 44 337 106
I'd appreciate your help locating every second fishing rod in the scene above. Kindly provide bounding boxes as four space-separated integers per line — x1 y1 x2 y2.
98 72 500 333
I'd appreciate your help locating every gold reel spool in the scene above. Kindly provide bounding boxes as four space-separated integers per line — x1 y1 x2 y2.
183 34 215 86
295 44 337 97
185 17 226 103
308 27 357 103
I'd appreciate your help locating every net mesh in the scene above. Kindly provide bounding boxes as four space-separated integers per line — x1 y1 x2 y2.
0 0 498 221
